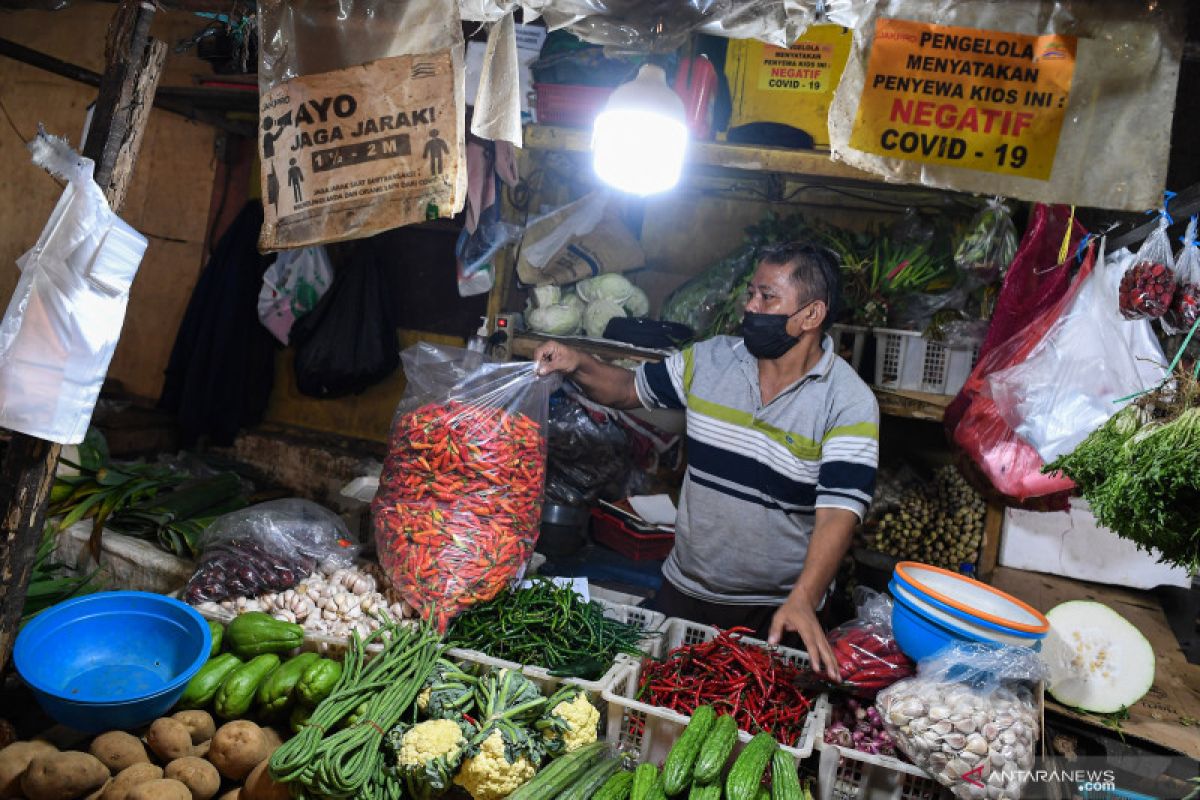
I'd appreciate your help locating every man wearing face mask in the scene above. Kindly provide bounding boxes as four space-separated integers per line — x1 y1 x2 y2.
532 243 878 679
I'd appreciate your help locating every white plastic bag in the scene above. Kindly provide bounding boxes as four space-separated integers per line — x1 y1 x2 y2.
0 132 148 444
257 246 334 344
1163 216 1200 334
986 240 1167 463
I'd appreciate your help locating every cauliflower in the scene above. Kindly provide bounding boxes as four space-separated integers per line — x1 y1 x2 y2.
536 687 599 755
388 719 469 799
453 729 536 800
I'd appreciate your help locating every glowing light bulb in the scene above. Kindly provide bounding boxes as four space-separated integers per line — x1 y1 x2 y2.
592 64 688 196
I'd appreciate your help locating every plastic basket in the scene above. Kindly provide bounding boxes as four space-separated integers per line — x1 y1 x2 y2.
872 328 981 396
534 83 615 127
831 324 871 373
815 738 944 800
591 508 675 561
602 617 828 765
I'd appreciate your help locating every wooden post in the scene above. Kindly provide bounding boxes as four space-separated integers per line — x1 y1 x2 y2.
0 0 166 676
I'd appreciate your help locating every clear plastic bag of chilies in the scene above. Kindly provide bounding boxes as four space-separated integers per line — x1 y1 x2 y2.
1164 216 1200 335
826 588 915 696
1119 204 1177 320
371 343 559 631
877 643 1045 800
954 197 1019 283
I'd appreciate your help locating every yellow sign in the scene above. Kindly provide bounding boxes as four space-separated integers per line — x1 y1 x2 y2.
848 19 1077 180
756 40 839 94
724 25 852 147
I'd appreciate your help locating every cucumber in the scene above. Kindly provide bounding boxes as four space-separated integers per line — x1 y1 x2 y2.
693 713 739 784
507 742 606 800
725 733 777 800
689 783 722 800
756 787 771 800
593 770 635 800
771 748 803 800
560 757 622 800
663 705 717 794
630 763 659 800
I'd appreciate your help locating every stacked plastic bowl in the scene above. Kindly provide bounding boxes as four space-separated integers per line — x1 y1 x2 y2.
888 561 1049 662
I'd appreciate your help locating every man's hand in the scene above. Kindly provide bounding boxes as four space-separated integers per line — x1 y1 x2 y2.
769 595 840 681
533 341 583 377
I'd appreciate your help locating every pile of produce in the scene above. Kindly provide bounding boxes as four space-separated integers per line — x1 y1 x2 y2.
0 712 290 800
824 230 951 328
823 697 898 757
827 623 914 696
1044 372 1200 573
596 705 814 800
191 560 413 642
447 577 651 680
373 400 546 632
176 614 342 732
637 627 813 748
869 466 986 570
1118 260 1177 320
526 274 651 338
385 666 603 799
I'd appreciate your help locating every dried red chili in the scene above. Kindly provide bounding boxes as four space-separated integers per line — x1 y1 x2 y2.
372 400 545 632
637 627 812 746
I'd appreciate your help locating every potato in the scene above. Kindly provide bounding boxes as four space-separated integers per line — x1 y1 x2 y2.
239 761 287 800
126 779 191 800
0 741 58 799
84 779 112 800
215 791 239 800
168 714 214 748
101 764 163 800
145 721 192 763
206 724 264 782
21 751 108 800
90 733 150 774
190 742 209 760
163 758 218 800
258 729 283 761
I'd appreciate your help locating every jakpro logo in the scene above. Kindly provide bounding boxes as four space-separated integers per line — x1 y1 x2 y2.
961 764 986 788
1037 39 1070 60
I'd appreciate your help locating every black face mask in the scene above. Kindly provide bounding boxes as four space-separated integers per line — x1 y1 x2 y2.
741 302 816 360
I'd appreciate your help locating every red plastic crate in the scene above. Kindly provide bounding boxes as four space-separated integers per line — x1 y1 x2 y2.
534 83 615 128
591 508 674 561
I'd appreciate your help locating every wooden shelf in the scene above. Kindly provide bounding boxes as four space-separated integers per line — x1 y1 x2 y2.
523 124 880 183
872 388 954 423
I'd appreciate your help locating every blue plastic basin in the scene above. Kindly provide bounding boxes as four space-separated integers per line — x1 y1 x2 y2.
14 591 211 733
890 589 991 662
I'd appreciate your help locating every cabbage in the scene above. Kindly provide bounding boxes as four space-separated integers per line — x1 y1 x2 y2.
624 286 650 317
583 298 626 338
528 304 583 336
531 285 561 309
560 291 585 314
577 274 635 305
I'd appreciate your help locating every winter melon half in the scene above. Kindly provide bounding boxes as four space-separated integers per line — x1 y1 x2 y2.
1044 601 1155 713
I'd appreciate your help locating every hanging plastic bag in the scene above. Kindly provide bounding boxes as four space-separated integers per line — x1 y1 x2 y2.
877 643 1044 800
256 0 466 250
660 242 757 335
954 198 1019 284
1164 216 1200 334
0 132 149 445
184 499 359 605
290 240 400 398
986 240 1167 463
1118 206 1177 320
371 343 559 631
825 588 915 696
257 246 334 344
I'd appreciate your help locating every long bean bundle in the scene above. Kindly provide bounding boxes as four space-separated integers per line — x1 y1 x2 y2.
270 620 444 799
446 577 651 680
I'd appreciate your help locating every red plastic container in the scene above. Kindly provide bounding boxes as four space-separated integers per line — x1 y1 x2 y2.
534 83 615 128
591 508 674 561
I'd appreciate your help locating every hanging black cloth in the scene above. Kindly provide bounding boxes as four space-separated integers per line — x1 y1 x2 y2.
159 202 277 446
289 237 400 398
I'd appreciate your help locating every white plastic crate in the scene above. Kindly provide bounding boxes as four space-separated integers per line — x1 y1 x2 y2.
602 618 829 767
815 738 944 800
872 328 981 396
831 324 871 373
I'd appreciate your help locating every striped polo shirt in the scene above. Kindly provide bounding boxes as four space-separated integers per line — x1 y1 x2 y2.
634 334 879 605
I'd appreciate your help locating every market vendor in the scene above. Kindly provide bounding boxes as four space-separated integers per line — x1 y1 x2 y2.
534 242 879 679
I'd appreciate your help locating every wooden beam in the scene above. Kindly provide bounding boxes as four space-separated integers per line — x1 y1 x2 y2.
0 0 165 677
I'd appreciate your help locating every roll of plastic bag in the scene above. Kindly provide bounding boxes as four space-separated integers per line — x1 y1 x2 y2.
0 132 147 444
